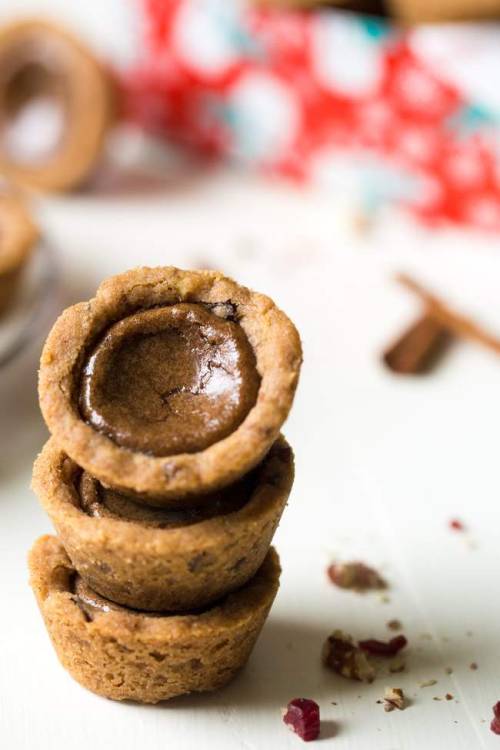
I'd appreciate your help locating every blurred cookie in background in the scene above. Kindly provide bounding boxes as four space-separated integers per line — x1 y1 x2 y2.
0 188 59 377
254 0 500 22
0 189 59 470
254 0 386 11
387 0 500 23
0 188 38 316
0 19 116 193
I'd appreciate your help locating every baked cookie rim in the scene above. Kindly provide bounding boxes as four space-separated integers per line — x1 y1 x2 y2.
29 534 281 641
38 266 302 501
32 434 294 555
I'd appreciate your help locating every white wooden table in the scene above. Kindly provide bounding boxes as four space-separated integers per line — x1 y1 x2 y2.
1 1 500 746
2 165 500 749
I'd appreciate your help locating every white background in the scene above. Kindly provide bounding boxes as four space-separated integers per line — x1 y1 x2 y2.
1 2 500 749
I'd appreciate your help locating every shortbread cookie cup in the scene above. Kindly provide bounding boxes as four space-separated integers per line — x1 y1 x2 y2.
32 436 293 611
39 267 302 504
0 191 38 314
0 19 115 192
29 535 280 703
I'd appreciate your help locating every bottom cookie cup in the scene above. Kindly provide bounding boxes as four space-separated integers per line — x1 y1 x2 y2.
29 535 281 703
32 437 293 611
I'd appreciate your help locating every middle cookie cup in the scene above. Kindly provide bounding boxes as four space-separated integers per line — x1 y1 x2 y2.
33 437 293 612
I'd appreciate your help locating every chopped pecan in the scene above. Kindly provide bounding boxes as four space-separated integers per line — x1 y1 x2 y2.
322 630 375 683
383 687 405 712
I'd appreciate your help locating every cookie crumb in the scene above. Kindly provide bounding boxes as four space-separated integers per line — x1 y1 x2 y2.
327 561 386 592
419 679 438 688
445 693 454 701
444 667 453 675
387 619 402 631
470 662 478 671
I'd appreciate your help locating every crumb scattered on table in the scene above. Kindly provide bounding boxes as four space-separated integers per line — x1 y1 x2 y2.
420 679 438 688
387 619 403 631
383 687 406 712
327 561 387 593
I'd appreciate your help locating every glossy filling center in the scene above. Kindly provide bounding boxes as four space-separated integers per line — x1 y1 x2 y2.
78 469 255 529
79 303 260 456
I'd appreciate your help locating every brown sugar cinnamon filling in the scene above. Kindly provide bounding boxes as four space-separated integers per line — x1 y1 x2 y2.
79 303 261 457
78 466 255 529
71 574 217 619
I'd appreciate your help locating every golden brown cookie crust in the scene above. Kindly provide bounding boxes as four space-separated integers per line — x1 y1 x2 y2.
0 19 115 192
29 535 280 703
39 267 302 503
32 436 293 611
0 191 38 314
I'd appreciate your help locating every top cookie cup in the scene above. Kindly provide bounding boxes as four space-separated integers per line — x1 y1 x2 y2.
39 266 302 505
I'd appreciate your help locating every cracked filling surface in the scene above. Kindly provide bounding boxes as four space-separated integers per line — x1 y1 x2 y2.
79 303 261 457
78 468 255 529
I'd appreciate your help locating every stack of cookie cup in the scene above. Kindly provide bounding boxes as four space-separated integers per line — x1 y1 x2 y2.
30 267 302 704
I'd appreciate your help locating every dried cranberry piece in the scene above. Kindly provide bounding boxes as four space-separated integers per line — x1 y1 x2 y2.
359 635 408 657
449 519 465 531
283 698 320 742
491 702 500 734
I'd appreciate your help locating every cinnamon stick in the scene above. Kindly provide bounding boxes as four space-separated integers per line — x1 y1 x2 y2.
397 274 500 356
383 313 452 374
